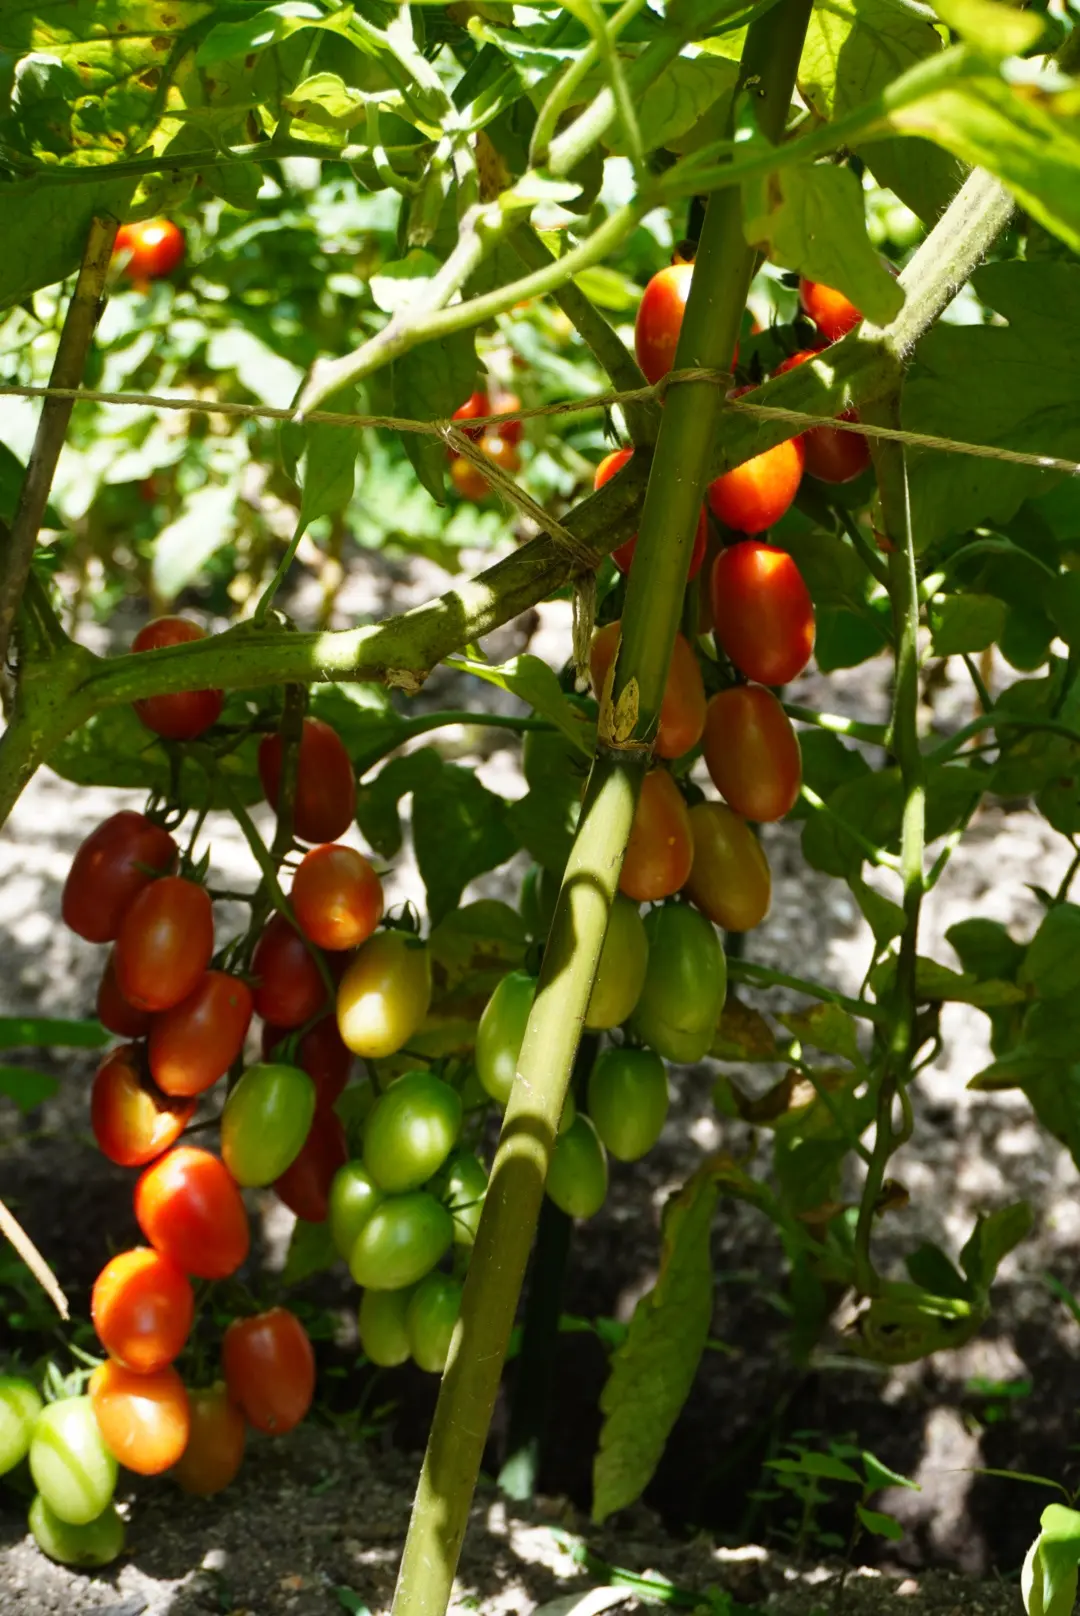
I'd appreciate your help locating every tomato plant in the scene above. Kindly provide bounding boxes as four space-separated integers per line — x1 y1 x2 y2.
262 1013 353 1110
631 905 727 1065
590 623 705 761
258 718 356 845
546 1115 608 1220
620 771 694 903
29 1397 117 1526
292 843 384 951
685 802 772 933
222 1308 315 1436
91 1246 194 1373
89 1359 190 1476
702 685 802 822
251 911 329 1028
90 1045 195 1168
593 449 707 578
134 1147 250 1280
358 1286 415 1368
348 1193 454 1290
336 932 432 1058
407 1274 463 1375
149 971 253 1097
774 349 871 483
584 896 649 1032
328 1161 385 1262
131 617 223 740
710 540 815 687
61 812 177 944
114 875 214 1013
363 1071 463 1193
475 970 536 1106
220 1063 316 1187
114 218 184 282
173 1384 246 1497
587 1048 669 1163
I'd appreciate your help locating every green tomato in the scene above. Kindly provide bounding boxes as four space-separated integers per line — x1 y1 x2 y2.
630 905 726 1064
358 1287 415 1368
337 932 432 1059
432 1150 488 1246
587 1047 669 1162
221 1062 316 1187
475 971 536 1106
584 897 648 1031
29 1495 125 1568
349 1192 454 1290
328 1161 385 1260
545 1115 608 1220
406 1273 463 1374
362 1071 463 1193
520 864 559 940
0 1376 42 1475
29 1397 118 1526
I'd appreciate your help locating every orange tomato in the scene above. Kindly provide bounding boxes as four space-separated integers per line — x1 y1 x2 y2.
774 350 870 484
707 390 805 535
134 1146 250 1280
799 278 863 342
620 771 694 902
590 622 705 761
684 801 771 931
592 448 707 579
701 686 802 822
89 1360 190 1476
90 1046 195 1168
710 540 815 687
223 1308 315 1436
174 1384 246 1496
91 1247 194 1374
292 844 385 951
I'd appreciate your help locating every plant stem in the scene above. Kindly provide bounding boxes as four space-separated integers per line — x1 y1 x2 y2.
784 705 888 747
726 959 886 1025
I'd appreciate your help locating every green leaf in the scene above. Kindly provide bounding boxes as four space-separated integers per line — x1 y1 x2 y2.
371 251 442 316
355 750 443 861
295 386 358 527
850 877 905 947
413 766 519 926
196 1 352 66
47 700 262 809
0 1065 60 1111
0 177 134 308
392 329 478 503
856 1505 904 1541
1019 1064 1080 1172
905 1242 971 1301
946 917 1026 983
934 0 1047 55
307 684 409 779
930 594 1007 657
862 1451 920 1493
151 483 238 601
453 657 595 754
711 998 780 1062
767 1452 862 1485
616 55 738 156
592 1165 719 1523
1023 998 1080 1059
960 1202 1034 1295
505 788 579 875
281 1217 338 1287
778 1003 861 1063
1025 1540 1079 1616
814 607 888 673
0 1016 108 1052
1023 905 1080 999
428 901 528 994
1032 1505 1080 1616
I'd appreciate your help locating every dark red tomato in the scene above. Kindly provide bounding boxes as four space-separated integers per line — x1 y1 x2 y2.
62 812 177 943
96 950 151 1038
91 1247 194 1374
91 1046 195 1168
291 844 384 952
707 390 805 534
222 1308 315 1436
261 1014 352 1110
89 1359 189 1476
451 389 491 441
149 972 253 1097
799 278 862 342
590 622 705 761
114 876 214 1012
702 685 802 821
134 1146 250 1280
593 448 707 580
258 717 356 845
114 219 185 282
132 618 224 741
711 541 815 687
173 1384 245 1496
274 1109 348 1222
620 771 694 902
251 913 328 1028
774 350 870 484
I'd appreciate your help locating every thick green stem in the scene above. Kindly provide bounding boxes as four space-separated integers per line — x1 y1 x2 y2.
726 959 885 1025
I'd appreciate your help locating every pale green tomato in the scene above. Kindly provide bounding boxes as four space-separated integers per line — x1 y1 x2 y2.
406 1274 463 1374
584 897 649 1031
29 1397 118 1526
220 1062 316 1187
358 1287 415 1368
363 1071 463 1193
545 1115 608 1220
475 971 536 1105
328 1162 384 1260
0 1376 42 1475
432 1151 488 1246
29 1495 125 1568
336 933 432 1059
587 1047 669 1161
349 1192 454 1289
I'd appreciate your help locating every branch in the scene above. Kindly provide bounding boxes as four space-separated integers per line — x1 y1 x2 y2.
0 1195 69 1319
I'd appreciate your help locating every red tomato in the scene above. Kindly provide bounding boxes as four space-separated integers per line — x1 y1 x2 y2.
89 1360 189 1476
174 1384 246 1496
132 617 224 741
711 541 815 687
91 1046 195 1168
251 913 328 1028
707 390 805 534
291 845 384 952
260 1015 352 1110
702 686 802 821
62 812 177 943
258 717 356 845
96 951 151 1039
451 389 491 441
114 219 185 282
799 278 862 342
620 771 694 902
134 1147 250 1280
593 448 707 580
274 1109 348 1222
590 622 705 761
449 457 490 500
114 876 214 1013
774 350 870 484
635 263 692 386
222 1308 315 1436
91 1247 194 1374
148 972 253 1097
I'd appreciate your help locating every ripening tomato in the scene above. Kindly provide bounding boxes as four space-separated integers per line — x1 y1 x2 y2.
0 1377 42 1476
89 1359 190 1476
702 685 802 822
635 263 692 386
449 456 491 500
336 932 432 1059
432 1151 488 1247
587 1047 669 1162
493 392 523 446
585 896 648 1031
684 801 771 932
274 1108 348 1222
631 904 727 1064
132 617 224 741
261 1014 352 1110
711 541 815 687
96 950 151 1038
29 1495 124 1569
149 971 253 1097
451 388 491 441
114 875 214 1013
799 277 862 342
593 449 707 580
29 1397 117 1526
114 218 185 281
258 717 356 845
363 1071 462 1193
134 1146 250 1280
774 350 870 484
220 1062 316 1188
173 1383 246 1496
62 812 177 943
358 1287 414 1368
620 770 694 903
482 433 521 475
91 1046 195 1168
251 912 328 1028
546 1115 608 1219
349 1192 454 1289
328 1161 385 1260
291 844 384 952
707 397 805 535
223 1307 315 1436
407 1273 462 1374
475 970 536 1106
91 1246 194 1373
590 622 705 761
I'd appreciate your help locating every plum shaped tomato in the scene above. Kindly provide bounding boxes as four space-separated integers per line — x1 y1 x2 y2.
685 801 771 932
173 1383 246 1496
631 905 726 1065
590 621 705 761
135 1146 250 1280
89 1360 190 1477
252 912 328 1029
96 949 151 1038
258 716 356 845
707 391 805 535
799 277 862 342
274 1108 348 1223
358 1287 414 1368
328 1161 385 1261
584 896 648 1032
29 1495 124 1569
291 843 384 952
774 349 870 484
262 1014 352 1110
62 811 177 943
475 970 536 1106
620 770 694 903
29 1397 117 1526
114 875 214 1013
451 388 491 441
710 540 815 687
546 1115 608 1220
220 1063 316 1188
348 1192 454 1289
91 1045 195 1168
223 1307 315 1436
406 1274 463 1374
336 931 432 1059
132 617 224 741
149 971 253 1097
91 1246 194 1373
363 1071 462 1193
450 457 491 500
0 1377 43 1476
587 1046 669 1162
702 685 802 822
431 1151 488 1248
635 263 692 386
593 449 707 580
114 219 184 281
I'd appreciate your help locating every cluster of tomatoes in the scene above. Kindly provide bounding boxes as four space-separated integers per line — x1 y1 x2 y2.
447 385 524 501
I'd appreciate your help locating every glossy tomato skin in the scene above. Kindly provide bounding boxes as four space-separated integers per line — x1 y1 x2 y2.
451 389 491 441
710 541 815 687
702 685 802 822
590 622 705 761
149 971 253 1097
349 1192 453 1290
631 904 727 1064
291 844 384 951
475 971 536 1106
432 1151 487 1247
91 1246 194 1373
220 1063 316 1188
620 771 694 903
115 218 184 281
406 1274 462 1374
29 1397 117 1526
222 1307 315 1436
707 402 805 535
258 717 356 845
363 1071 462 1193
336 932 432 1059
62 812 177 943
135 1146 250 1280
91 1046 195 1168
96 950 151 1038
449 457 490 500
252 912 328 1028
358 1287 414 1367
593 449 707 580
261 1014 352 1110
173 1383 246 1496
89 1360 190 1477
685 801 771 932
114 876 214 1013
132 617 224 740
328 1162 384 1260
799 278 862 342
0 1377 43 1475
635 263 693 386
587 1047 669 1162
585 896 648 1031
774 350 870 483
29 1495 124 1568
273 1108 348 1222
546 1115 608 1219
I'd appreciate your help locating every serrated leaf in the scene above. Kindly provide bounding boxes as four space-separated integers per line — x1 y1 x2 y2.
281 1217 338 1287
393 329 479 503
0 177 135 309
930 594 1007 657
959 1202 1033 1295
619 54 738 156
413 766 519 925
47 699 263 808
0 1065 60 1112
779 1003 861 1063
711 998 780 1061
307 684 408 779
429 900 528 1000
1023 905 1080 999
196 1 352 67
453 656 595 755
355 750 443 860
856 1505 904 1541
